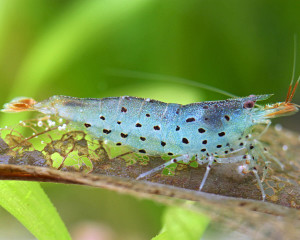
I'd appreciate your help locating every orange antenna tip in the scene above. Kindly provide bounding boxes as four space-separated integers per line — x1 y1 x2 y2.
288 76 300 103
285 35 298 103
285 84 292 103
1 97 37 112
264 102 299 118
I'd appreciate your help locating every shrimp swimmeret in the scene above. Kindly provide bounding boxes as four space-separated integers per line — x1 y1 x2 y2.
2 77 299 201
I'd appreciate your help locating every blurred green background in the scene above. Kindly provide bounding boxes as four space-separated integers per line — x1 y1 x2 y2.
0 0 299 239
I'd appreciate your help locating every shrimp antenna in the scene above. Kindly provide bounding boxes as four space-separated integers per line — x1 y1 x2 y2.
107 69 238 98
285 35 299 103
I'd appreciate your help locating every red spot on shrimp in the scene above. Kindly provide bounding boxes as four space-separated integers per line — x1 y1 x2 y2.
243 100 254 109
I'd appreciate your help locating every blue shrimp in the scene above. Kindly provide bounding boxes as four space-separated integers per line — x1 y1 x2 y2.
2 78 299 200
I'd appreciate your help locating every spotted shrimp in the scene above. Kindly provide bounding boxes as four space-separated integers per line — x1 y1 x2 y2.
2 76 299 200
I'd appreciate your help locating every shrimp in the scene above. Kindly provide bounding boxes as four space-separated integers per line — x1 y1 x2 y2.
2 77 299 201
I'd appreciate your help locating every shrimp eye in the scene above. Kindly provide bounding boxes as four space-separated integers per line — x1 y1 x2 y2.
243 100 255 109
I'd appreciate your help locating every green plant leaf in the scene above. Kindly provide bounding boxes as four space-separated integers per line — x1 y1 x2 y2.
0 181 71 240
153 205 210 240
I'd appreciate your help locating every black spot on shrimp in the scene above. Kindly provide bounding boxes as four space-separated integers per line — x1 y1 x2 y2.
154 125 160 130
186 117 195 122
140 137 146 141
103 129 111 134
120 133 128 138
198 128 206 133
224 115 230 121
218 132 225 137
